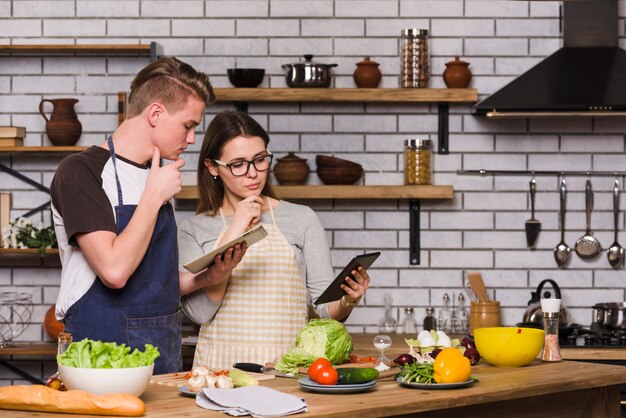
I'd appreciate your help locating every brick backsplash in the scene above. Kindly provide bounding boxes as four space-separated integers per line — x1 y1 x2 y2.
0 0 625 383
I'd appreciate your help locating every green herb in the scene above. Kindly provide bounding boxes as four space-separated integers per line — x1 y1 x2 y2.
398 361 435 384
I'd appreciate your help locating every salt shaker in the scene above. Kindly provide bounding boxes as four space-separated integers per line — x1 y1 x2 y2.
540 298 562 362
438 293 452 333
423 306 437 331
401 307 417 335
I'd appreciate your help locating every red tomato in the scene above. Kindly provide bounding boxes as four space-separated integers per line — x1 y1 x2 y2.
308 358 332 382
316 367 338 385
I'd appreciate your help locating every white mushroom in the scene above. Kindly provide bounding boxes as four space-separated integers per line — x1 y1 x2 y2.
186 374 206 392
191 365 210 377
215 375 234 389
204 374 218 389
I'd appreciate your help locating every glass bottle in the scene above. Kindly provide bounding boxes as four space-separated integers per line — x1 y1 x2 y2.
401 307 417 335
403 139 432 185
457 293 469 334
540 299 562 362
400 28 429 88
438 293 452 333
423 306 437 331
378 294 397 334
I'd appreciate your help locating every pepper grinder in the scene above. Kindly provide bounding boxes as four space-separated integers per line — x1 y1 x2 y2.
540 298 562 362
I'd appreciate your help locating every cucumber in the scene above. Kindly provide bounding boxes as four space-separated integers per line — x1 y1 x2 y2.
337 367 379 384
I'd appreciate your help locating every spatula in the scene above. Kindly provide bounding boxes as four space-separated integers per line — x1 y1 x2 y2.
467 272 490 303
525 178 541 248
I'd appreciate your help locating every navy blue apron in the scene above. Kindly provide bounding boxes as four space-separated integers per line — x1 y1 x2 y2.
64 137 182 374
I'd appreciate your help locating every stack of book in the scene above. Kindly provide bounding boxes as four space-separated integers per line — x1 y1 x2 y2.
0 126 26 146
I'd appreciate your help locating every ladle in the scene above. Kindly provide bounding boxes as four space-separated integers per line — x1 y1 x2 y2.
554 178 571 267
607 178 625 269
574 178 602 259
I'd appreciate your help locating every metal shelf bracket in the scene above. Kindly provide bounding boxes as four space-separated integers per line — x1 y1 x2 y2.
0 161 51 218
438 103 449 155
409 199 421 265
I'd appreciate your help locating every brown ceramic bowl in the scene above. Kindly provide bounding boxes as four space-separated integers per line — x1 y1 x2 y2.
317 166 363 185
315 155 362 169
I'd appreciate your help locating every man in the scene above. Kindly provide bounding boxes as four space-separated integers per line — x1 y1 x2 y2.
50 57 215 374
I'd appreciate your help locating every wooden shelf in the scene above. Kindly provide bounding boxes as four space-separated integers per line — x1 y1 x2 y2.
213 88 477 103
0 146 88 153
0 42 162 61
177 185 454 201
0 248 60 268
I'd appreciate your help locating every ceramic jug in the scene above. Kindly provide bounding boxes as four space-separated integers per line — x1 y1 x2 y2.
442 56 472 88
39 98 82 146
353 56 382 88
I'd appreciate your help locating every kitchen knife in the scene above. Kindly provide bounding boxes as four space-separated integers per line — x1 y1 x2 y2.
233 362 305 379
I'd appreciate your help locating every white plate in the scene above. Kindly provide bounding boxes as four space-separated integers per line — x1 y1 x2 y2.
297 377 376 394
178 385 199 397
396 376 477 389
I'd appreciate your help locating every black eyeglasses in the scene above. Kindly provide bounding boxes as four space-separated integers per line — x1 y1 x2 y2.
212 152 273 177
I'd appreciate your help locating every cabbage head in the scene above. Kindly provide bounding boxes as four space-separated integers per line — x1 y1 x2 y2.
275 318 353 374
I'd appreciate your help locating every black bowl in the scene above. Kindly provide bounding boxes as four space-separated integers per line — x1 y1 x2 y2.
227 68 265 88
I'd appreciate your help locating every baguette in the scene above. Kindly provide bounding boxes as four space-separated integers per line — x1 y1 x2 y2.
0 385 146 416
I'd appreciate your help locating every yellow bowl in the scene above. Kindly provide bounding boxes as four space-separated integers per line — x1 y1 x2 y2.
474 327 544 367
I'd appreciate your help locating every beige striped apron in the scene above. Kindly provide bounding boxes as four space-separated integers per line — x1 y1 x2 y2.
193 199 308 369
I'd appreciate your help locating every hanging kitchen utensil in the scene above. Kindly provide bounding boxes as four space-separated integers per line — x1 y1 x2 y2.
554 178 571 268
525 177 541 248
575 178 602 259
607 177 624 269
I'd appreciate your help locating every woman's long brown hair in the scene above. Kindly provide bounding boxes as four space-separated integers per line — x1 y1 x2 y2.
196 110 275 215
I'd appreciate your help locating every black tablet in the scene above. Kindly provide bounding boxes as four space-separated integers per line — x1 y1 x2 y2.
314 252 381 305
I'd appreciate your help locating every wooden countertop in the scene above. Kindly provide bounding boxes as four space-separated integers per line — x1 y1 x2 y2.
2 333 626 361
1 359 625 418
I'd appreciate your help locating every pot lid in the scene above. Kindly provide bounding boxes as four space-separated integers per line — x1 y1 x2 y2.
445 56 469 66
282 54 338 69
356 56 380 66
277 152 307 162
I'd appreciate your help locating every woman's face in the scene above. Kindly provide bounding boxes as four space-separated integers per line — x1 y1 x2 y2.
205 135 269 200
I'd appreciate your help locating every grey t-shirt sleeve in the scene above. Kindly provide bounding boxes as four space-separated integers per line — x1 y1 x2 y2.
296 206 334 318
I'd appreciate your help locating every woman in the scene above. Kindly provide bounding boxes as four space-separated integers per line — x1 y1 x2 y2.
178 110 370 369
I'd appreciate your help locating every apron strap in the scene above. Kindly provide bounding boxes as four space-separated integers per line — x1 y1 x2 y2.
106 135 124 206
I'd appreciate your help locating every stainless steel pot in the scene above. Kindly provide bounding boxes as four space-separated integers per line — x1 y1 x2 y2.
592 302 626 330
282 54 338 88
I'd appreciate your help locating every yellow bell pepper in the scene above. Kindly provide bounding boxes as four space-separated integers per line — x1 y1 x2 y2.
433 347 471 384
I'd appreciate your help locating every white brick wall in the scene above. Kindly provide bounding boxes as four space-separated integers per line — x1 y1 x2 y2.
1 0 625 383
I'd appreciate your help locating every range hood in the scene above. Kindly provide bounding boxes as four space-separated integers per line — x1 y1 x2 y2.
473 0 626 118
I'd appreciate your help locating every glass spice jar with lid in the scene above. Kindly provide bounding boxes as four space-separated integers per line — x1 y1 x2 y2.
403 138 432 185
400 28 429 88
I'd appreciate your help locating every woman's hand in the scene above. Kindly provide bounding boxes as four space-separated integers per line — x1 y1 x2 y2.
340 266 370 303
230 195 264 233
209 242 248 280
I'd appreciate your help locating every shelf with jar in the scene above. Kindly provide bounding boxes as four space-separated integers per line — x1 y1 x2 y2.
0 248 61 268
213 87 478 155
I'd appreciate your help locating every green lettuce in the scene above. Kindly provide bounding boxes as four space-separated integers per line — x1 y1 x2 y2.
57 338 160 368
275 318 353 374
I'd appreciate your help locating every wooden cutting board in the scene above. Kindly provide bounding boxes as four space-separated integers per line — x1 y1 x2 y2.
149 370 274 387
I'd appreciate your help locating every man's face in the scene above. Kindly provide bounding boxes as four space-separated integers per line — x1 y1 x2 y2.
154 95 205 160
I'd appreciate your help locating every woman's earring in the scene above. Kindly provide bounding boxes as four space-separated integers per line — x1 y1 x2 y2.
213 175 218 180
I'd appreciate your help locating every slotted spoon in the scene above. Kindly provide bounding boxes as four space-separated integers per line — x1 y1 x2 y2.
574 179 602 259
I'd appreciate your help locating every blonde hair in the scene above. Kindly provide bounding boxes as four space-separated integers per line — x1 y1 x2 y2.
127 57 215 117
